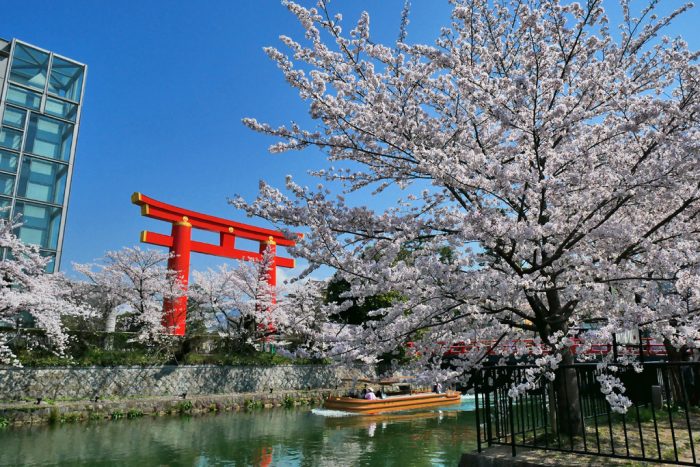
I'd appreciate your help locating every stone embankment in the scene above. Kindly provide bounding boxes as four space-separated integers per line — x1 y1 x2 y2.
0 364 373 426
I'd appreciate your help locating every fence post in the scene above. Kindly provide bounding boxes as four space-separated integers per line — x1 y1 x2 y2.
485 377 493 448
650 385 663 410
509 392 517 457
547 381 557 434
475 389 482 453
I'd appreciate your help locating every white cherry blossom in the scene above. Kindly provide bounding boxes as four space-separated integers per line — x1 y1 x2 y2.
236 0 699 406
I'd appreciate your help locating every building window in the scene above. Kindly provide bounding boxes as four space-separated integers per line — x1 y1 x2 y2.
48 57 84 102
0 127 22 151
45 97 78 122
18 157 67 205
0 197 10 219
13 201 62 250
0 173 14 196
25 114 74 161
0 150 18 173
2 106 27 129
5 85 42 110
9 43 50 91
38 250 56 273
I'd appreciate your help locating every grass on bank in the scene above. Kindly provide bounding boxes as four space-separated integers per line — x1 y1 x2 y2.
5 330 327 367
12 348 326 367
512 404 700 465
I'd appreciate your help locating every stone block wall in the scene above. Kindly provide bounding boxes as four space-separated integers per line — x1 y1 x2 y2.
0 364 374 401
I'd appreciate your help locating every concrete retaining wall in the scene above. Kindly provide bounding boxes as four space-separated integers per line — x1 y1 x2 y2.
0 364 373 402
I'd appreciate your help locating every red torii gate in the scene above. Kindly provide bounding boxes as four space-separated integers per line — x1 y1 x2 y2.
131 192 297 336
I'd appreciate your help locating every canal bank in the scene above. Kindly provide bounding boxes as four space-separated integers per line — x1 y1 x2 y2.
0 364 374 426
0 389 334 426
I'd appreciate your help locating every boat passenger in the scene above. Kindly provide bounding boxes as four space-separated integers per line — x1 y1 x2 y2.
364 387 377 400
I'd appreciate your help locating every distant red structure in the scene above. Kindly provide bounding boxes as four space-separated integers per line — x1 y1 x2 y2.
439 338 670 358
131 193 297 336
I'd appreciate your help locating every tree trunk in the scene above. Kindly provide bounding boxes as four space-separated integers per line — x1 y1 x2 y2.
554 352 583 437
532 288 583 437
103 306 119 350
550 349 583 436
664 341 689 405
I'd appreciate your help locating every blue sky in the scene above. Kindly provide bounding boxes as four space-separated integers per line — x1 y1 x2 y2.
3 1 698 278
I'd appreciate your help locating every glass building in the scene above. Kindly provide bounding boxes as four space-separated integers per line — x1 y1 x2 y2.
0 38 86 272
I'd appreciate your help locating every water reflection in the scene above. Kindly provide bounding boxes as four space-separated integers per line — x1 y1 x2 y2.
0 400 477 466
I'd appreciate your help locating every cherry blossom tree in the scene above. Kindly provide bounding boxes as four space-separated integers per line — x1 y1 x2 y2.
188 247 325 351
188 255 276 349
237 0 700 422
0 215 88 365
275 277 329 352
72 247 183 343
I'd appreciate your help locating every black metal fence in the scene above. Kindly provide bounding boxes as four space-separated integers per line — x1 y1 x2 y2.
473 362 700 465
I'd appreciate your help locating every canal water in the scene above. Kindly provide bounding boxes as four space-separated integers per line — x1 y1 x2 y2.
0 397 477 466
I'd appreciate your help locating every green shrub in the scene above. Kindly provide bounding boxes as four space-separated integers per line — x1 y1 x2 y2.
282 395 296 408
110 410 125 420
61 413 81 423
126 409 143 419
176 401 193 414
0 417 9 428
16 348 325 367
88 412 102 421
17 353 73 367
48 407 60 425
244 399 263 410
8 328 329 367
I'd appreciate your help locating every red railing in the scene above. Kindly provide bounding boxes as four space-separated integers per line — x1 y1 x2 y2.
419 338 671 357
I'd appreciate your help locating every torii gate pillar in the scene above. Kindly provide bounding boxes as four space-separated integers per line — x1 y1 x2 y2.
259 237 277 338
163 217 193 335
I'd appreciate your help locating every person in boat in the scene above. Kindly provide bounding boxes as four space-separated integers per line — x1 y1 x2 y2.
364 387 377 400
433 382 443 394
360 384 369 398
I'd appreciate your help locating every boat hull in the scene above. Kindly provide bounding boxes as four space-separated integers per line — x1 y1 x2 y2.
323 391 461 415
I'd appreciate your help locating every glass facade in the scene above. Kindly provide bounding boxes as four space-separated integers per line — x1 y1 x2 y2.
0 149 18 172
5 85 41 110
2 106 26 128
0 127 21 150
26 114 74 161
48 57 83 101
13 201 62 249
0 38 85 272
9 43 49 91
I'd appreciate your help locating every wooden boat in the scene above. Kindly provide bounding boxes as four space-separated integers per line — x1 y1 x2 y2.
323 390 462 415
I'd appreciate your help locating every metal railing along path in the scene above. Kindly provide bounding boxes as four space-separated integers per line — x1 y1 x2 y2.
473 362 700 466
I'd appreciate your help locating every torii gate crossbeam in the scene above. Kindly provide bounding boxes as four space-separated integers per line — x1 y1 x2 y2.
131 192 297 336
